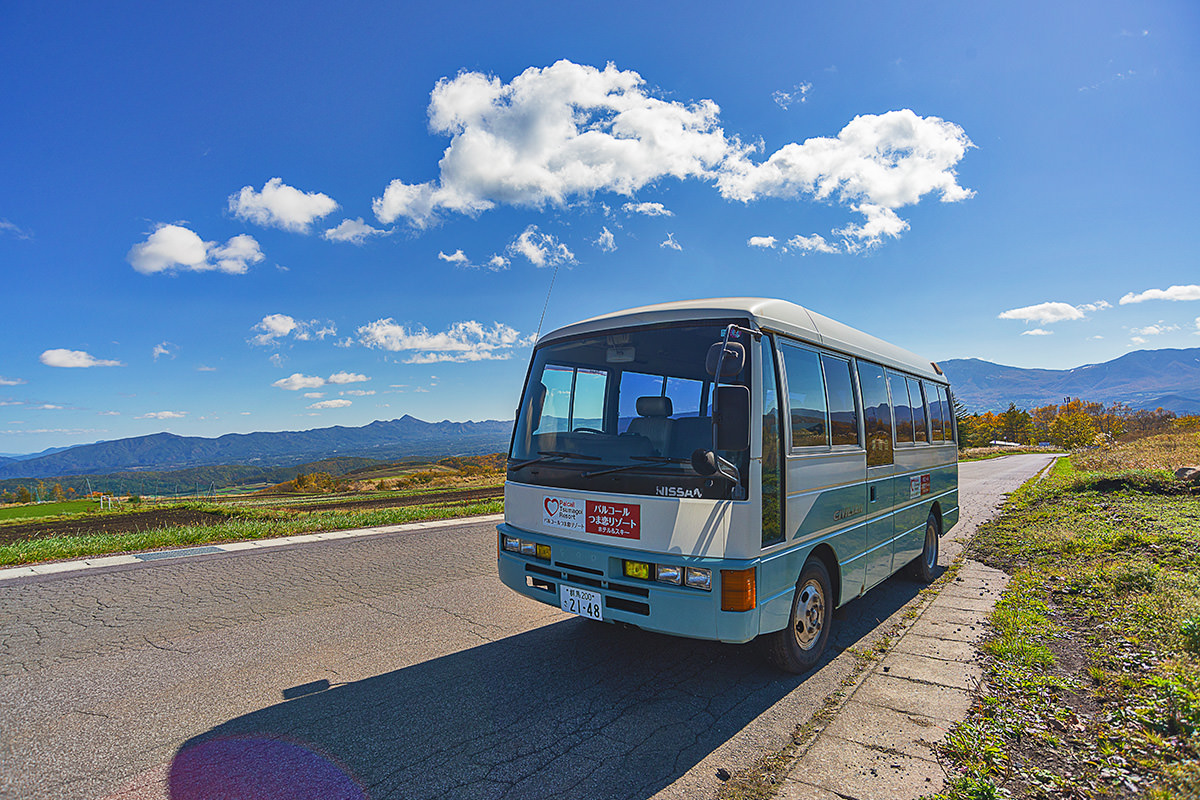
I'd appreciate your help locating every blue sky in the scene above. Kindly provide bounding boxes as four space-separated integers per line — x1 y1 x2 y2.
1 1 1197 454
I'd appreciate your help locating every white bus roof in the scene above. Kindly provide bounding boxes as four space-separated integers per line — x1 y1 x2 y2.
539 297 948 384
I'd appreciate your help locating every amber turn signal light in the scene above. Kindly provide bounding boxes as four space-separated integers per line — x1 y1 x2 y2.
720 567 756 612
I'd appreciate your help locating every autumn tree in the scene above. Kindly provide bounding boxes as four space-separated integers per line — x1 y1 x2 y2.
1050 412 1098 449
16 485 33 503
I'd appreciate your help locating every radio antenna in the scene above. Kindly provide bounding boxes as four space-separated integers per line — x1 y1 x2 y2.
534 260 561 346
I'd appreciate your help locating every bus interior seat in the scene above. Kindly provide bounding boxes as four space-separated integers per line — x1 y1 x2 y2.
626 396 674 455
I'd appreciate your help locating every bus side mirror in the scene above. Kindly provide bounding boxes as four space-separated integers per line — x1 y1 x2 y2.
714 385 750 451
526 382 547 430
706 341 746 378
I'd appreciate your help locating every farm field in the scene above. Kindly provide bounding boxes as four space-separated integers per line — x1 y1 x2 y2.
0 455 505 565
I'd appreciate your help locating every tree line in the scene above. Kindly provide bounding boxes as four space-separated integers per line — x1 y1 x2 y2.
955 398 1199 449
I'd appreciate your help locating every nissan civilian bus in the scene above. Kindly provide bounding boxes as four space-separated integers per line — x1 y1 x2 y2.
497 298 959 672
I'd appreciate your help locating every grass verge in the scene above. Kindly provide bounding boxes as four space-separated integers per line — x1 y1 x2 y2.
930 433 1200 800
0 499 503 567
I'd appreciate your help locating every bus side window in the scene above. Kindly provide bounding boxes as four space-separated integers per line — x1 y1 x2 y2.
889 372 914 444
858 362 893 466
941 386 955 443
761 336 784 546
907 377 928 443
926 381 944 441
780 343 828 448
821 354 859 447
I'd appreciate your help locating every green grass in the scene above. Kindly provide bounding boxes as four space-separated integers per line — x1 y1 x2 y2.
0 498 503 566
930 435 1200 800
0 499 96 522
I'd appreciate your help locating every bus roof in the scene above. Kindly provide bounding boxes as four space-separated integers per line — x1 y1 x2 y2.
539 297 948 384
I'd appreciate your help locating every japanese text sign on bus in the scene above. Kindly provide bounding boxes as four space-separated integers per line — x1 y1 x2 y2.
585 501 640 539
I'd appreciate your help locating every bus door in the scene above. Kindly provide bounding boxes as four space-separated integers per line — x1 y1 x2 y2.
858 361 895 591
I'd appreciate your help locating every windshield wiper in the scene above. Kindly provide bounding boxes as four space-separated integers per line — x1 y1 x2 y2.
509 450 603 470
581 455 689 479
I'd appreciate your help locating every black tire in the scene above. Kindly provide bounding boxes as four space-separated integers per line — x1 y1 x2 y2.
764 558 833 674
908 511 940 583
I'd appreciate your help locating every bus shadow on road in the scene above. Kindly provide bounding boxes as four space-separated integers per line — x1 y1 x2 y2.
165 574 928 800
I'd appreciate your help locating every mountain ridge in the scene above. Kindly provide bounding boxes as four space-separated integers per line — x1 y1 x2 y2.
0 415 512 480
941 347 1200 414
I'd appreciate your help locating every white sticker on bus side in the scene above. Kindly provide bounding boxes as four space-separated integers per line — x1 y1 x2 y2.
543 497 585 531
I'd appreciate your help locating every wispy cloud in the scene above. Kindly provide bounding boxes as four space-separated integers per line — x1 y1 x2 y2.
785 233 838 254
40 349 123 368
308 399 352 409
1020 328 1053 336
136 411 187 419
0 219 33 240
357 319 530 363
772 82 812 110
660 233 682 251
622 202 673 217
152 341 177 361
1129 323 1180 336
0 376 26 386
229 178 338 233
1119 284 1200 304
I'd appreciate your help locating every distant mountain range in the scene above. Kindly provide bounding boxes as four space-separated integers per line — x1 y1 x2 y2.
941 347 1200 414
0 416 512 480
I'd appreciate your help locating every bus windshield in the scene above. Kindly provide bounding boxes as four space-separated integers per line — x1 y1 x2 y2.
508 322 751 499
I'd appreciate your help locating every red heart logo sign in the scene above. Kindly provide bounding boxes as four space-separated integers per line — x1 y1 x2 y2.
544 498 559 517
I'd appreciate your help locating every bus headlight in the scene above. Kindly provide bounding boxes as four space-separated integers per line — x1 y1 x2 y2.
502 535 521 552
655 564 682 585
685 567 712 591
520 540 537 556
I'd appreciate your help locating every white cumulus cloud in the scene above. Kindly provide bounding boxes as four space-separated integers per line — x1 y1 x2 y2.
507 226 576 268
128 224 264 275
137 411 187 419
747 236 776 248
250 314 336 346
373 60 739 227
323 217 388 244
229 177 338 233
357 319 530 363
595 227 616 252
998 302 1087 325
309 399 352 409
487 255 510 271
1119 284 1200 304
273 373 327 391
327 371 369 384
40 349 123 368
438 249 471 267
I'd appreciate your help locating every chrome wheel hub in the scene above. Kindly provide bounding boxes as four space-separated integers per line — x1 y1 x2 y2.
793 579 825 650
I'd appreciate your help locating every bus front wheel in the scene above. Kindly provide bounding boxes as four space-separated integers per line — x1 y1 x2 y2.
764 558 833 674
908 511 940 583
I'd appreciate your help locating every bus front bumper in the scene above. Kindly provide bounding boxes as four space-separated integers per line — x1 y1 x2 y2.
496 523 766 644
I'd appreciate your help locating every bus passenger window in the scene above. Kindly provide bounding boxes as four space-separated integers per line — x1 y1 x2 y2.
821 355 859 447
907 377 928 443
941 386 955 443
926 381 944 441
890 372 914 444
781 344 828 448
858 362 893 466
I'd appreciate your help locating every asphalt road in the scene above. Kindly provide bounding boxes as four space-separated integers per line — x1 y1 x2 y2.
0 454 1056 800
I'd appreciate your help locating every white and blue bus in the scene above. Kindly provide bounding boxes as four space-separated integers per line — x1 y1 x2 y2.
498 298 958 672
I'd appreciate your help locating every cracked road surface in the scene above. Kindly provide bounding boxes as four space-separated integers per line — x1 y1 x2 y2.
0 455 1055 800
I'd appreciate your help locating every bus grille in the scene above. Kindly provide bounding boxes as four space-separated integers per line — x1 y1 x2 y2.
523 563 651 616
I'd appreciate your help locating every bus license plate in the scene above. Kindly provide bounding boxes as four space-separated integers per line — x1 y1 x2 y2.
560 586 602 621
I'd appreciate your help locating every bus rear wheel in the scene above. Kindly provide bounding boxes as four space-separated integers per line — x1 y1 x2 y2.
764 558 833 674
908 511 940 583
